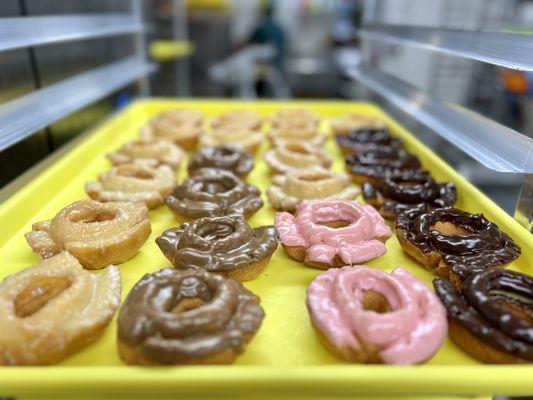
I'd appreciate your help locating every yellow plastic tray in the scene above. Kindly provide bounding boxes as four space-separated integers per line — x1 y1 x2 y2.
0 99 531 399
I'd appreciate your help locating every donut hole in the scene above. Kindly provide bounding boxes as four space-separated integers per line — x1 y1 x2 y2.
431 221 472 236
362 290 391 314
73 210 117 223
297 173 331 182
14 276 71 318
171 298 207 313
285 143 311 155
196 222 235 241
317 220 351 228
118 168 154 180
199 178 235 194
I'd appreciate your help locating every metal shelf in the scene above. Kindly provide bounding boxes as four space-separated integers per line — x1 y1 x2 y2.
0 56 155 151
0 14 143 53
347 64 533 173
359 25 533 71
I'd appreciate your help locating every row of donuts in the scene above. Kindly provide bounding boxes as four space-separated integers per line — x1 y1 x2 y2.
326 113 532 364
0 108 298 365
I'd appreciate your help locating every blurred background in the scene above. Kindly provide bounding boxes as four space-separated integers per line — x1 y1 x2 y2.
0 0 532 215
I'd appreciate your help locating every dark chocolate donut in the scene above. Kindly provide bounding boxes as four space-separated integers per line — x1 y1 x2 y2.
363 171 456 219
156 216 278 281
336 129 403 155
187 146 254 178
395 207 521 277
117 268 264 364
434 268 532 363
345 148 422 184
165 168 263 220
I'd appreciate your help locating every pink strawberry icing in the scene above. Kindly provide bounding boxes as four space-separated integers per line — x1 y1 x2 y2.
275 200 392 265
306 265 448 364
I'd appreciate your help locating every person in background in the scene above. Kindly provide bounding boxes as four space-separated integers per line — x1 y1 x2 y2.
249 1 285 72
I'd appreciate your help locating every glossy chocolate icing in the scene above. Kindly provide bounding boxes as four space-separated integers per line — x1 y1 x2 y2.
363 171 456 216
117 268 264 363
434 268 532 360
187 146 254 177
345 148 421 182
166 168 263 219
156 216 278 272
336 129 403 155
396 208 521 269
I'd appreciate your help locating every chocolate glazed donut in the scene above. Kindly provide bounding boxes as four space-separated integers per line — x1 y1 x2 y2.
166 168 263 220
434 268 532 363
117 268 265 365
395 207 521 278
345 148 422 185
363 171 457 219
187 146 254 178
336 129 403 156
156 216 278 281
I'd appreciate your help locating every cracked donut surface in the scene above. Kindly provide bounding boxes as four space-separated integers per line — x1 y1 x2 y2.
0 252 121 365
267 169 360 212
25 200 151 269
188 146 254 178
307 265 447 364
264 140 332 174
85 163 177 209
434 267 532 363
395 207 521 278
156 215 278 281
140 108 203 150
276 200 391 268
117 268 264 365
166 168 263 220
106 138 185 168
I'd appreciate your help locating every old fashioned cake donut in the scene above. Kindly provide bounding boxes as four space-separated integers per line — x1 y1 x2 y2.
106 138 185 168
275 200 392 269
156 216 278 281
264 139 332 175
25 200 151 269
117 268 264 365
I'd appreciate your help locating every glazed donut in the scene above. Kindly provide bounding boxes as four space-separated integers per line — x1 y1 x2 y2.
211 110 264 131
395 207 521 278
106 138 185 168
336 129 403 156
187 146 254 178
199 127 264 154
268 126 327 147
0 252 121 365
275 200 392 269
330 113 387 135
267 170 360 212
307 265 447 364
140 109 204 150
117 268 264 365
85 163 177 209
264 139 332 174
166 168 263 220
434 267 532 363
271 108 320 130
25 200 151 269
345 148 421 185
363 171 457 219
156 216 278 281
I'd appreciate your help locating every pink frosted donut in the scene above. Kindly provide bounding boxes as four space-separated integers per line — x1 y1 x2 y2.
307 265 448 364
275 200 392 269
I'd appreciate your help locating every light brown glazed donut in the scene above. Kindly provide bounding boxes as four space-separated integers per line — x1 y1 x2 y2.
0 252 121 365
330 112 387 135
264 139 332 174
85 163 177 209
140 109 204 150
210 110 264 131
199 127 264 154
267 170 360 212
106 138 185 168
25 200 151 269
